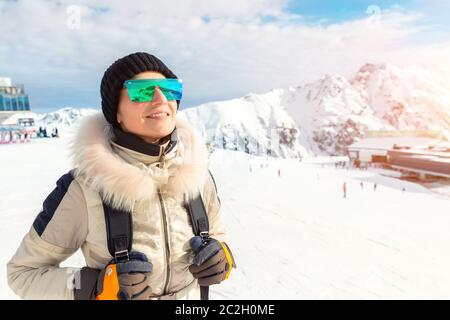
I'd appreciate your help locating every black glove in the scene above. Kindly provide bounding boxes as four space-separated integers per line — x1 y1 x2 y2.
74 251 153 300
188 236 236 286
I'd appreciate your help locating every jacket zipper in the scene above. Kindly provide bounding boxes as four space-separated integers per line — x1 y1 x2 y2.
157 145 171 295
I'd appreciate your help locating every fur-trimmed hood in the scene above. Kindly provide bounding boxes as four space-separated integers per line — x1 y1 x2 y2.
68 112 208 211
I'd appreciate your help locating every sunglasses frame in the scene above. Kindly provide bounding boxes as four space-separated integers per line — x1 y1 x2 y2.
124 78 183 103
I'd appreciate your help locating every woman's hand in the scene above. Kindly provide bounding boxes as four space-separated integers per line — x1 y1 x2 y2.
189 237 236 286
75 251 153 300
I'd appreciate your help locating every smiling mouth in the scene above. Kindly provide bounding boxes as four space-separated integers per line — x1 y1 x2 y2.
145 112 170 119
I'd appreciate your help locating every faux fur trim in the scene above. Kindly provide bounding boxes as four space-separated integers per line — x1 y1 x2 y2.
68 112 208 211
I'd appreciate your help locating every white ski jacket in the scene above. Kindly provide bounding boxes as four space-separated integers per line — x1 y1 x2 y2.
7 113 226 300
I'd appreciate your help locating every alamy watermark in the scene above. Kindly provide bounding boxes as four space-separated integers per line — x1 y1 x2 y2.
66 5 81 30
366 4 382 26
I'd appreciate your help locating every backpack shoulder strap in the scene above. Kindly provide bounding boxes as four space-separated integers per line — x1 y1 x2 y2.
102 192 209 299
185 192 210 240
185 191 210 301
102 201 133 263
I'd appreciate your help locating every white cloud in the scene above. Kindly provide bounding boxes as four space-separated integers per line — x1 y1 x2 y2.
0 0 449 109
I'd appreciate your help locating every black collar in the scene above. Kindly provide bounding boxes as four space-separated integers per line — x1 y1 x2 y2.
111 127 178 157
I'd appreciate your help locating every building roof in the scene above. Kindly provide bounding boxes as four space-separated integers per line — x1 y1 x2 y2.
0 77 12 87
0 125 28 132
388 148 450 178
0 111 38 125
348 136 441 151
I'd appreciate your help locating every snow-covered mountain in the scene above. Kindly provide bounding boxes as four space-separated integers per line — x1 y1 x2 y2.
282 73 383 155
35 63 450 156
36 107 98 128
180 91 308 158
351 63 450 132
184 63 450 156
35 107 99 136
180 74 383 157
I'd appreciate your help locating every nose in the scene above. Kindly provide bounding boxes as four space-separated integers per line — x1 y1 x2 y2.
151 86 167 106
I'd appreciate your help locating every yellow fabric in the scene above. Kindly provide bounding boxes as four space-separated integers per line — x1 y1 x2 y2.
220 242 234 280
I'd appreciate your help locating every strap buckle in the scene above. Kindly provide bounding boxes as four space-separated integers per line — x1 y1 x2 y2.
200 231 210 245
200 231 210 239
114 249 129 262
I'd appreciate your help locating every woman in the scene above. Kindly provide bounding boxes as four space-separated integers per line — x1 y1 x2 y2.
7 52 235 300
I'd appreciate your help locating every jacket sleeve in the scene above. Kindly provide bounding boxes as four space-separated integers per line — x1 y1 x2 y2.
203 170 227 243
7 171 89 300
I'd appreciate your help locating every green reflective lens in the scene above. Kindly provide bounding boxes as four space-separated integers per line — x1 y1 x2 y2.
124 78 183 103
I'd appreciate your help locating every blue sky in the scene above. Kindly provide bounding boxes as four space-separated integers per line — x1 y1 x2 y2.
288 0 411 22
1 0 449 113
287 0 450 30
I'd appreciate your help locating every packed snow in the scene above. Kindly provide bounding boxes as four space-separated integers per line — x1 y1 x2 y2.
1 135 449 299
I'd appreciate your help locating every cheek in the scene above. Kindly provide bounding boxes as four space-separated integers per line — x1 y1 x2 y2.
170 109 177 125
169 103 177 118
120 110 145 131
119 102 139 119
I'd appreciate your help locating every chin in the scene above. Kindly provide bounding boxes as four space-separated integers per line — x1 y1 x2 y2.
149 127 173 140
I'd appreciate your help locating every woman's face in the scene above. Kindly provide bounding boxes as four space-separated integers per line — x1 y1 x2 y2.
117 71 178 144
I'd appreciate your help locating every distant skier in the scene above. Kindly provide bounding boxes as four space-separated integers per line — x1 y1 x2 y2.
51 127 59 138
373 183 377 191
360 181 364 190
278 168 281 177
343 182 347 199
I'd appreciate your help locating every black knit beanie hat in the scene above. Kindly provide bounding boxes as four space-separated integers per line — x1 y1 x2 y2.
101 52 179 128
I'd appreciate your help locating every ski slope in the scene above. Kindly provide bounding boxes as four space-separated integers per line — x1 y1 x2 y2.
1 137 450 299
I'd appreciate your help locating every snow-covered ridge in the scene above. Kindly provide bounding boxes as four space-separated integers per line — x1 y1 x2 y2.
183 63 450 156
179 90 308 158
36 107 99 128
36 63 450 156
34 107 99 137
